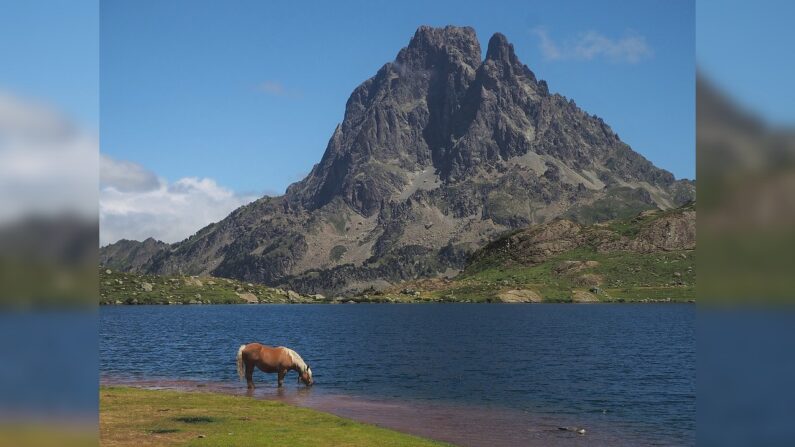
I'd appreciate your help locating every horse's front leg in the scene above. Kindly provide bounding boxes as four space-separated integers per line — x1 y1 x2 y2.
277 369 287 387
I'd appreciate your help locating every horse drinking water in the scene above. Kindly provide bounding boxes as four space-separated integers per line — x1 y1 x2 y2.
236 343 313 389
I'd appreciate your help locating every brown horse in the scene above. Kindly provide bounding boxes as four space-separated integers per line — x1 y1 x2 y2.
236 343 313 389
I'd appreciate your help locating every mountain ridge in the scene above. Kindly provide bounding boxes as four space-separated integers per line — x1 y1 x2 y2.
101 26 694 295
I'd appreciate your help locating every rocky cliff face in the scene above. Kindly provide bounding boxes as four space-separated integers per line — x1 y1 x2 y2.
100 26 695 295
99 237 170 272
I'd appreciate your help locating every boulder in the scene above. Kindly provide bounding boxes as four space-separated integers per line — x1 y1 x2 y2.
554 260 600 274
141 282 153 292
237 292 259 304
496 289 542 303
184 277 203 287
571 289 599 303
575 273 602 287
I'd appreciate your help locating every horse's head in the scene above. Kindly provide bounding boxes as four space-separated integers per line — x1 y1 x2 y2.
298 365 313 386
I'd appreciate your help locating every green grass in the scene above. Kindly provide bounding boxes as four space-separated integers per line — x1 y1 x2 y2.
99 269 315 305
327 213 349 235
100 386 449 447
439 246 695 303
422 203 697 303
0 424 95 447
563 186 655 225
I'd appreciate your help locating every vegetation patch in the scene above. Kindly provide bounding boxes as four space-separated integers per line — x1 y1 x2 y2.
174 416 216 424
330 245 347 261
99 269 313 305
328 213 349 234
100 386 449 446
564 186 656 224
149 428 180 434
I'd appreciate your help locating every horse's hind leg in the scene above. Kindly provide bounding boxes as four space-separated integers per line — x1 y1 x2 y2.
277 370 286 388
245 361 255 389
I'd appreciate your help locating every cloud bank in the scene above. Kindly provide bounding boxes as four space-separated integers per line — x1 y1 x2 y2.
100 155 258 246
533 27 653 64
0 91 98 223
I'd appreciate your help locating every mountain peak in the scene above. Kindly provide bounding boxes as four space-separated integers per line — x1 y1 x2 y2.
397 25 481 69
481 32 541 87
485 32 519 65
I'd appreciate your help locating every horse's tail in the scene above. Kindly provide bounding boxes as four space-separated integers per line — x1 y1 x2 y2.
236 344 247 381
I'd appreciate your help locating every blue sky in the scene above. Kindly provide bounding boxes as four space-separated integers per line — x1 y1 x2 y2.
697 0 795 126
0 0 98 129
101 0 695 197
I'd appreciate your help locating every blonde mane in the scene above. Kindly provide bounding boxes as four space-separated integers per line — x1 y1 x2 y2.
281 347 309 373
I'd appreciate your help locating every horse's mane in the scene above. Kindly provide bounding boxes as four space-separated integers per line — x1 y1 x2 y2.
281 347 309 372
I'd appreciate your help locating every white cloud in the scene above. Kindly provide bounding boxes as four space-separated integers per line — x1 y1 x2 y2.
0 91 97 222
532 27 653 64
99 157 258 246
100 154 159 192
256 80 302 98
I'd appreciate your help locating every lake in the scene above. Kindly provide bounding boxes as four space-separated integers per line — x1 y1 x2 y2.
100 304 694 446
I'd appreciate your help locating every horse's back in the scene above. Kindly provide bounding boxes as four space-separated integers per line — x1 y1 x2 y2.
242 343 288 365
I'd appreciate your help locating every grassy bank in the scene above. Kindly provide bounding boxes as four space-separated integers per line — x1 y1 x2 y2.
99 270 320 305
411 248 694 303
100 386 449 447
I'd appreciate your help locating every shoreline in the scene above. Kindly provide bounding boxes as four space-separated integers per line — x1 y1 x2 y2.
100 385 449 446
99 299 695 306
101 377 662 446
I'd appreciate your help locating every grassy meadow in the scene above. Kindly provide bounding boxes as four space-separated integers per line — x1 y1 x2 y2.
100 387 449 447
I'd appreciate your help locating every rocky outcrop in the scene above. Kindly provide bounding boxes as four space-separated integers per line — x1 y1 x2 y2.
496 289 543 303
99 237 170 273
100 26 695 295
571 290 599 303
469 203 696 270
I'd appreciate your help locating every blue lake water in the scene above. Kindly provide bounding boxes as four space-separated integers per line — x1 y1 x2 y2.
100 304 694 446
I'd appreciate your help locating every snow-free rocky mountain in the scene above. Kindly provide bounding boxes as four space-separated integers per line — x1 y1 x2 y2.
101 26 695 295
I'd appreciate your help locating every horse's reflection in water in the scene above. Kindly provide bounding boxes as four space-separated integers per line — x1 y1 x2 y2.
296 386 313 397
243 379 315 401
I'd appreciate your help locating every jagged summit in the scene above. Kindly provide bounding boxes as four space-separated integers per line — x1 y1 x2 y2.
289 26 559 215
398 25 481 69
101 26 695 295
484 32 513 62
